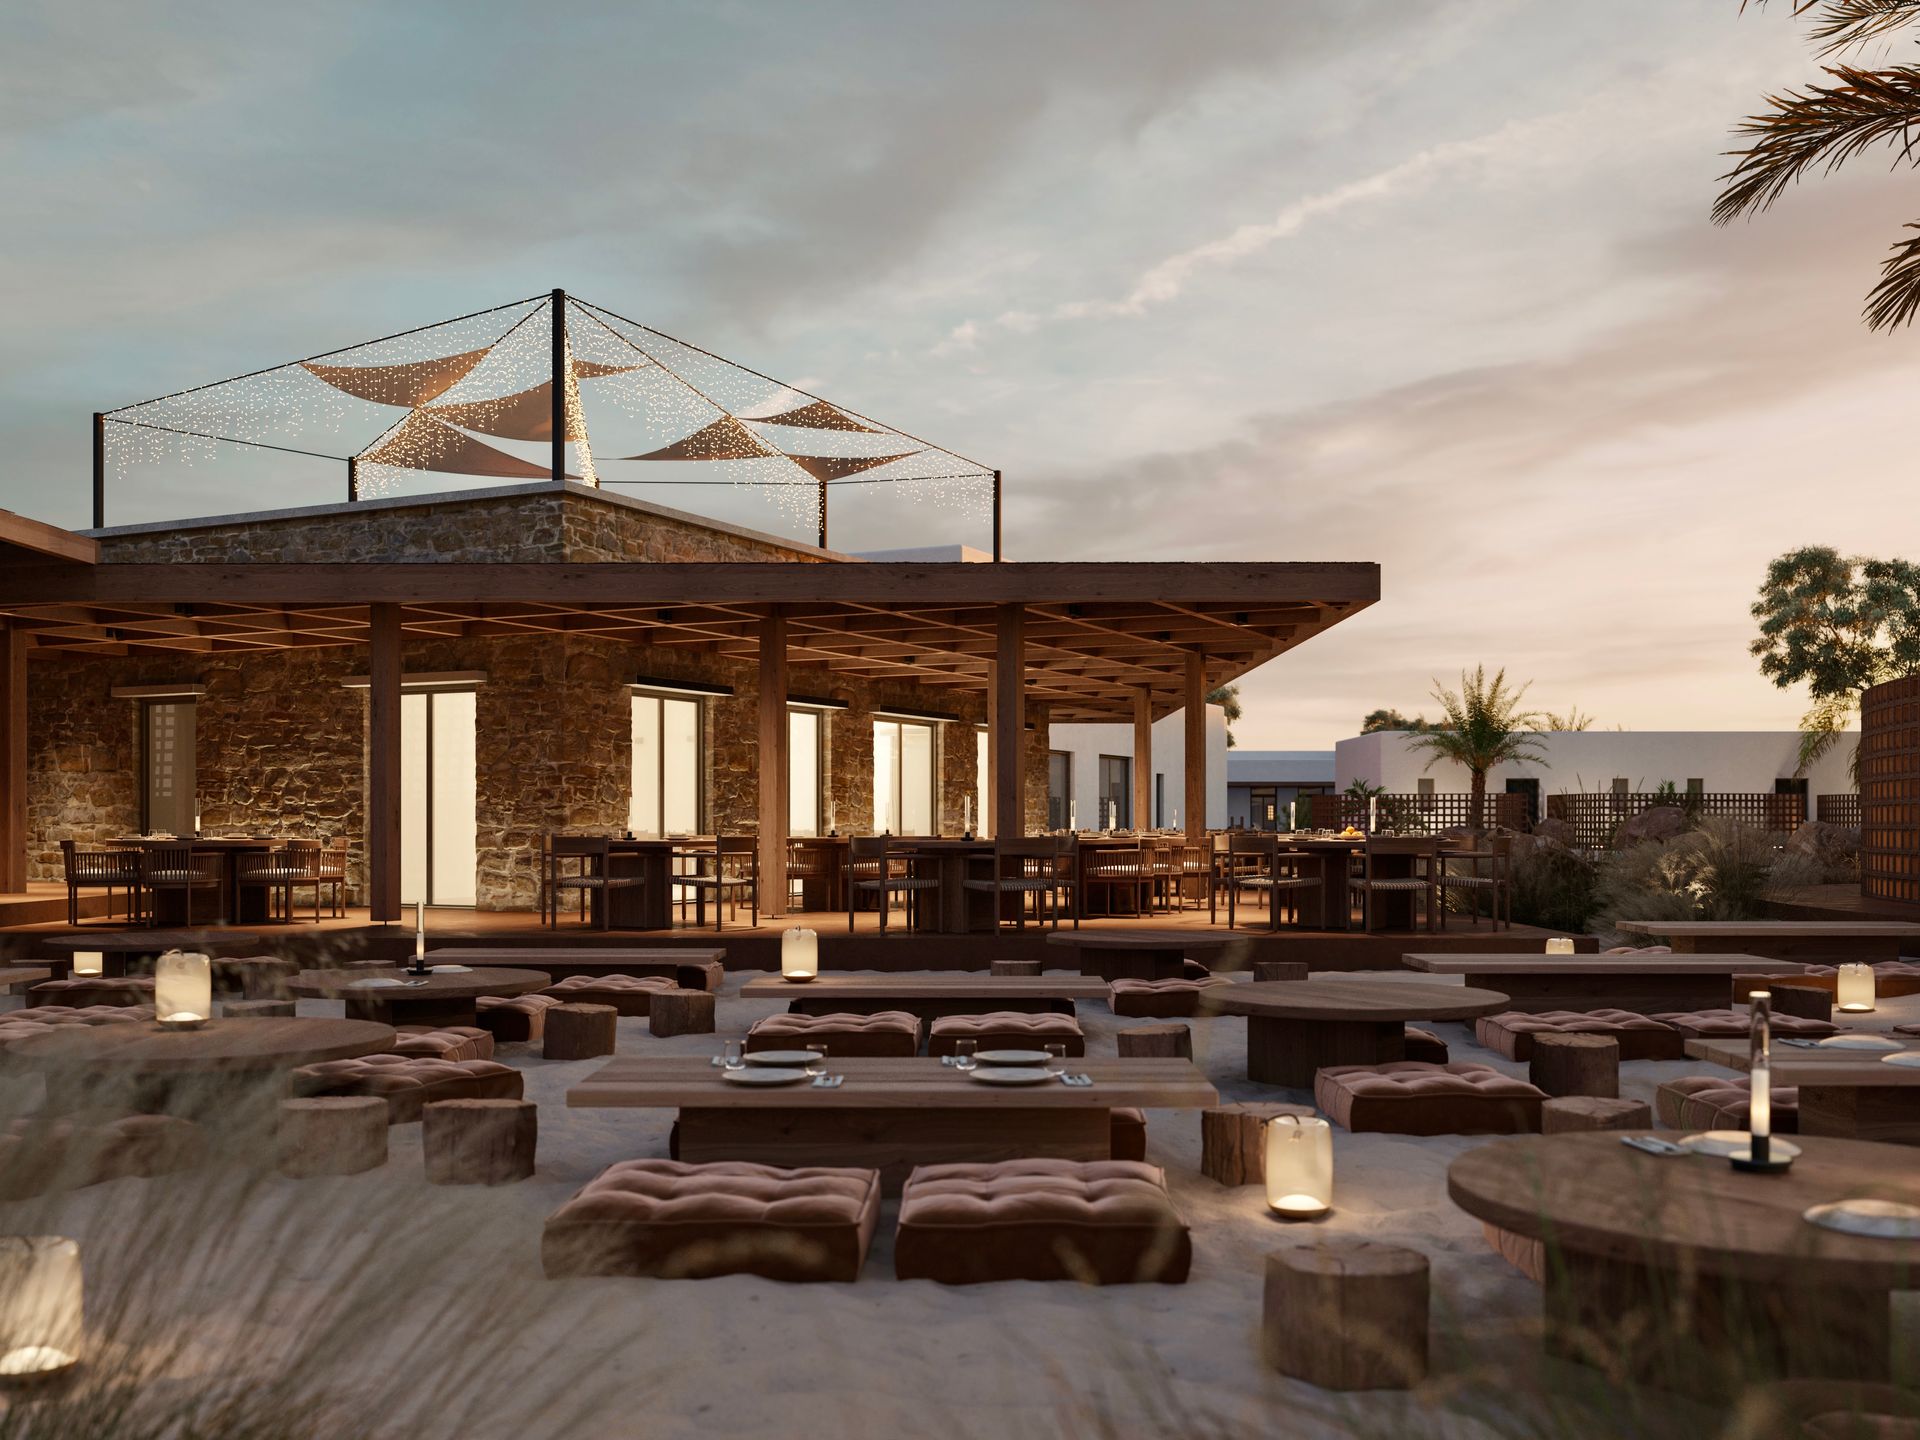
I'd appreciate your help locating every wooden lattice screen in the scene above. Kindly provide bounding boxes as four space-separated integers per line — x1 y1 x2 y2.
1860 675 1920 912
1816 793 1862 828
1303 792 1529 833
1543 792 1807 851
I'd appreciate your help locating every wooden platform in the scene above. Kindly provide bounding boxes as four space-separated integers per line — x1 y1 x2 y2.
1403 952 1809 1015
1617 919 1920 962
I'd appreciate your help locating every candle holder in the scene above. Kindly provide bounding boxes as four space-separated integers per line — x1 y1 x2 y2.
0 1236 83 1386
782 928 819 983
71 951 104 978
1264 1115 1333 1220
1732 991 1793 1174
1835 962 1876 1014
154 950 212 1030
407 899 431 977
1545 937 1575 956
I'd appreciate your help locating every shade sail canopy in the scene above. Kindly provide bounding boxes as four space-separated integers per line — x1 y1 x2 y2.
360 414 557 479
302 349 490 408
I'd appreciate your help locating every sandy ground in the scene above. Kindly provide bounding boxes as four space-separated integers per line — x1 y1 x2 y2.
3 968 1916 1440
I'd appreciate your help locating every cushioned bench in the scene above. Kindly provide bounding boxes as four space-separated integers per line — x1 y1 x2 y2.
541 974 680 1017
476 993 562 1042
1655 1075 1800 1133
894 1158 1190 1285
291 1054 523 1124
0 1112 206 1201
927 1011 1085 1058
1107 977 1233 1018
29 977 156 1008
1474 1009 1686 1062
541 1159 882 1283
746 1010 920 1059
1647 1008 1838 1041
1314 1062 1547 1135
390 1025 495 1063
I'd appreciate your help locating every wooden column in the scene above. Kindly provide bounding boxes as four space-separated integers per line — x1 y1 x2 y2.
993 606 1024 838
0 622 26 894
983 660 998 839
758 609 789 917
367 603 402 922
1133 688 1154 830
1184 651 1206 843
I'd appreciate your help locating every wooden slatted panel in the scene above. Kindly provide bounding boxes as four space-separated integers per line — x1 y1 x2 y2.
1542 793 1807 851
1816 793 1862 828
1303 792 1528 834
1860 675 1920 913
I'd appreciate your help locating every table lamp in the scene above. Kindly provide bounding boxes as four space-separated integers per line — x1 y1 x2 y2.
154 950 211 1029
71 951 104 978
782 928 818 983
0 1237 82 1386
1265 1115 1333 1220
1835 962 1876 1014
1732 991 1792 1173
1545 938 1575 955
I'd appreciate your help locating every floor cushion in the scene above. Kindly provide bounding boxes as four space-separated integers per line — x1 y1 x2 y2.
1655 1075 1799 1133
541 1159 881 1283
476 993 562 1042
1647 1008 1837 1040
746 1010 920 1058
29 977 155 1008
1108 977 1233 1018
291 1054 523 1124
390 1025 495 1063
1482 1221 1545 1284
1110 1108 1147 1162
1314 1062 1546 1135
0 1004 153 1055
541 974 679 1017
927 1011 1085 1058
0 1112 206 1200
1475 1009 1686 1062
1403 1026 1449 1064
1601 945 1672 956
895 1158 1190 1285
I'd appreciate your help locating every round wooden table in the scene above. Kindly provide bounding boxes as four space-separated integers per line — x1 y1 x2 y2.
1043 929 1235 982
1210 979 1511 1086
1448 1132 1920 1395
0 966 52 994
288 967 550 1027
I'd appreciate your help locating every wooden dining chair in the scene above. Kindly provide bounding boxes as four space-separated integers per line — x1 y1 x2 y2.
237 845 326 924
846 836 938 934
58 839 140 926
960 836 1075 930
786 839 833 911
1082 846 1148 917
545 835 646 931
1437 833 1512 930
318 837 350 917
1349 836 1439 933
679 835 758 932
1218 832 1323 931
138 845 225 927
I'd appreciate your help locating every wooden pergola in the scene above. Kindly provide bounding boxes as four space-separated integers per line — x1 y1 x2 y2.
0 510 1378 919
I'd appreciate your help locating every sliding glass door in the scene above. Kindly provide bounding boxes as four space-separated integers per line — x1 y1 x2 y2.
400 690 477 907
631 692 702 837
872 719 934 835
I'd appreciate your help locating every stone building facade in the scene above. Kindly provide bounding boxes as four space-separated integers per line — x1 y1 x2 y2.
26 484 1043 910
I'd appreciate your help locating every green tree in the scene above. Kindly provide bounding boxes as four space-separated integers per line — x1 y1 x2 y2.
1360 708 1430 734
1207 685 1241 749
1751 545 1920 774
1715 0 1920 329
1534 707 1595 732
1409 666 1547 830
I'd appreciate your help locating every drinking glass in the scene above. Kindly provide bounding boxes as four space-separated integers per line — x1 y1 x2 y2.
952 1040 977 1074
804 1043 828 1078
722 1039 744 1071
1043 1043 1067 1077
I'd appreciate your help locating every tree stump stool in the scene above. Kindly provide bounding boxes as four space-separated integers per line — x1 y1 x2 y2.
224 999 295 1019
1541 1096 1652 1135
1529 1033 1618 1099
650 988 716 1038
1200 1102 1317 1186
423 1098 537 1185
1264 1240 1430 1390
544 1003 618 1060
278 1096 388 1178
1117 1024 1192 1060
1253 961 1309 985
1770 984 1834 1023
990 959 1042 977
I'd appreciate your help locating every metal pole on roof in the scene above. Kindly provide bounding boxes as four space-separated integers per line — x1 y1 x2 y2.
347 456 360 504
992 469 1002 561
550 288 567 483
817 475 829 551
92 413 105 529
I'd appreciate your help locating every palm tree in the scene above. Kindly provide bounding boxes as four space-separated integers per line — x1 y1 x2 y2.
1534 706 1595 732
1207 685 1242 749
1410 667 1547 830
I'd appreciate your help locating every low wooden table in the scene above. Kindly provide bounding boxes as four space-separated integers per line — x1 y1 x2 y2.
737 973 1109 1020
1448 1132 1920 1395
1401 953 1808 1015
1043 929 1235 982
428 947 725 990
1684 1037 1920 1146
1615 920 1920 963
288 967 550 1027
1211 979 1511 1087
569 1055 1218 1191
0 966 52 994
37 931 267 975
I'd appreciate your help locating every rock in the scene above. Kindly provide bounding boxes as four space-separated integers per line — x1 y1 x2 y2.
1531 818 1576 847
1611 805 1688 848
1785 820 1860 883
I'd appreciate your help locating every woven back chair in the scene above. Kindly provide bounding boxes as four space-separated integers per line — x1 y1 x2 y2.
59 839 139 926
960 836 1075 930
1349 836 1439 934
544 835 646 931
678 835 758 932
846 836 939 934
1082 846 1148 918
1437 832 1512 930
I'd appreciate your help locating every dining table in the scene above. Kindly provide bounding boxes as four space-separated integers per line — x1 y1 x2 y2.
1683 1035 1920 1146
108 836 290 925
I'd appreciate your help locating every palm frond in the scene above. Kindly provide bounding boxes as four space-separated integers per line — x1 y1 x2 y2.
1864 219 1920 327
1713 64 1920 224
1796 0 1920 57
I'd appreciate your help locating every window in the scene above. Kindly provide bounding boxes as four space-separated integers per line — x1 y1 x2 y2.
1048 751 1072 830
872 719 934 835
1611 777 1630 796
975 727 988 836
1686 778 1705 796
631 692 702 837
1417 777 1436 800
401 690 477 907
1098 755 1131 830
1155 772 1165 828
141 701 196 835
789 708 822 838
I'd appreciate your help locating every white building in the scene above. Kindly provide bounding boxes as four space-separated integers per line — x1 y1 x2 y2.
1047 708 1229 830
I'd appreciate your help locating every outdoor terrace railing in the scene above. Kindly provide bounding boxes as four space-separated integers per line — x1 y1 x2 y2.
1303 792 1529 834
1544 791 1807 851
1816 793 1862 829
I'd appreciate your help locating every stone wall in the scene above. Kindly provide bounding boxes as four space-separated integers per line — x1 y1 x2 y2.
24 657 141 879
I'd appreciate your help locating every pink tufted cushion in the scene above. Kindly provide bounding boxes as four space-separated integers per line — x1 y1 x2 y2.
291 1054 522 1124
1482 1221 1545 1284
0 1112 205 1201
1315 1062 1546 1135
1601 945 1672 956
1403 1027 1449 1064
1110 1107 1147 1162
29 976 155 1007
1648 1008 1837 1040
927 1011 1085 1057
541 974 679 1016
747 1010 920 1058
1108 977 1233 1018
1655 1075 1799 1132
390 1025 495 1063
1475 1009 1685 1062
476 993 562 1042
895 1158 1190 1285
542 1159 881 1282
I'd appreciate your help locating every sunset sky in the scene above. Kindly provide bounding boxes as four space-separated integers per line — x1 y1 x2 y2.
5 0 1918 748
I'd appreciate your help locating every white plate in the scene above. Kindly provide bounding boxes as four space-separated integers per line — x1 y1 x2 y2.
347 977 405 989
721 1068 809 1086
974 1049 1053 1066
1804 1199 1920 1239
966 1067 1052 1086
1817 1034 1902 1051
1679 1131 1802 1161
1880 1051 1920 1069
428 964 472 974
744 1051 822 1067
